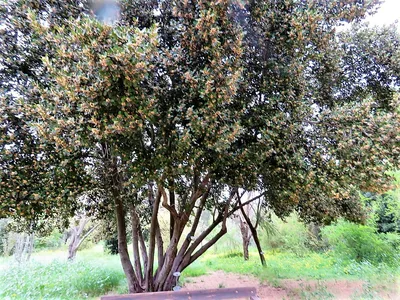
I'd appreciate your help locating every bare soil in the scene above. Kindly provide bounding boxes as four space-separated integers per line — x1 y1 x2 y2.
182 270 400 299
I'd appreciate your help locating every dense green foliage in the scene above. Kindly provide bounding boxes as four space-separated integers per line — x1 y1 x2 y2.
1 0 400 292
362 172 400 234
322 220 399 267
2 0 400 225
104 236 119 255
34 229 64 250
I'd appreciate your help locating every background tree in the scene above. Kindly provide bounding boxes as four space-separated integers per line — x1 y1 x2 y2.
1 0 400 294
234 193 266 265
67 216 99 260
234 203 252 261
362 171 400 233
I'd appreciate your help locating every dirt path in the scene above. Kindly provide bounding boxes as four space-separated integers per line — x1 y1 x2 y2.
182 271 400 299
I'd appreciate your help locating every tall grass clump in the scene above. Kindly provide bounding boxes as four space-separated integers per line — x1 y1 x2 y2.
260 214 311 256
0 259 125 299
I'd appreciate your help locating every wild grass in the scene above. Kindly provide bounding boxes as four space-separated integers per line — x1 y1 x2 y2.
0 244 398 299
196 249 399 286
0 246 125 300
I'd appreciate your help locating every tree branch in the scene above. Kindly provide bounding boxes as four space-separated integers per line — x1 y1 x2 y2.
227 191 267 219
238 192 266 266
160 185 178 220
186 188 235 266
185 173 210 215
75 223 99 250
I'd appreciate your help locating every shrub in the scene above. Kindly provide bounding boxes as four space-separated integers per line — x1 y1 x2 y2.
104 237 119 255
380 232 400 250
261 214 310 256
34 229 64 250
222 251 244 259
322 220 399 267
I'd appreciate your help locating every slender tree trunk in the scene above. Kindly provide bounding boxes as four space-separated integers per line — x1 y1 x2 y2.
155 222 165 270
102 147 143 294
239 198 266 266
252 232 265 265
139 227 148 273
237 204 252 261
169 182 175 241
131 206 143 287
242 236 250 260
146 187 162 292
115 194 143 293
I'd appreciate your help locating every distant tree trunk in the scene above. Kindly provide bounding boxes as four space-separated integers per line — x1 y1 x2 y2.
309 222 321 239
242 234 250 260
67 217 99 261
237 204 252 260
14 233 34 263
238 193 266 266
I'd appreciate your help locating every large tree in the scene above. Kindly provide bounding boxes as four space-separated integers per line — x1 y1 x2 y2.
1 0 400 293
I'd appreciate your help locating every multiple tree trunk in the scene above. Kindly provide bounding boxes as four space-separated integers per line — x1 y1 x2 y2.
97 142 268 293
111 176 262 292
67 217 99 261
14 233 34 263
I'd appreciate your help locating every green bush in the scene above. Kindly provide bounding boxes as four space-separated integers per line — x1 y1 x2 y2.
104 236 119 255
261 214 310 256
322 220 399 267
222 251 244 259
34 229 64 250
380 232 400 250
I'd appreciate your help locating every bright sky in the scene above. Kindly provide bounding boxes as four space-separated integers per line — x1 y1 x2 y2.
366 0 400 27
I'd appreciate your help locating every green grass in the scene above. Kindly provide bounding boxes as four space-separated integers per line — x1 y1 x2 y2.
181 260 208 278
201 251 337 280
0 245 398 299
198 249 399 284
0 246 126 300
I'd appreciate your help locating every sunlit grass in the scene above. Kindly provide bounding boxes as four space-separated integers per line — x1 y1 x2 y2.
198 249 400 283
0 245 398 299
0 245 125 300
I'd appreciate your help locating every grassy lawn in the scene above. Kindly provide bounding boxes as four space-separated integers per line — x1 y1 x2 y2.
0 245 398 299
0 246 127 300
199 250 398 281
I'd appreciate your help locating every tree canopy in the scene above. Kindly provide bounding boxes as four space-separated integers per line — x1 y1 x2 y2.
1 0 400 293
